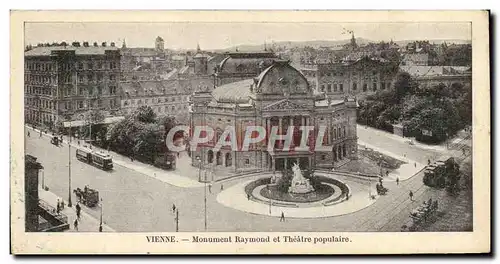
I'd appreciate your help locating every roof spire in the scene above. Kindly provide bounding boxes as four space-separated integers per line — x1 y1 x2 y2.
196 42 201 52
264 41 267 51
122 38 127 48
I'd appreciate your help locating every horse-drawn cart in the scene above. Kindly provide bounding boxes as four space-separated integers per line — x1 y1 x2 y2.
73 186 99 207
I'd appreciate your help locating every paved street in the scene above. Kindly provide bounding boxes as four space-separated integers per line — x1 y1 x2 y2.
357 125 446 165
25 125 469 232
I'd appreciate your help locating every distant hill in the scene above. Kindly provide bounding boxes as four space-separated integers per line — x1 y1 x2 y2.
211 38 373 52
209 38 471 53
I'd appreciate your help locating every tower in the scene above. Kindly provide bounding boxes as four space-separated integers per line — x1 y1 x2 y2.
122 38 127 49
350 32 358 50
196 43 201 53
155 36 164 51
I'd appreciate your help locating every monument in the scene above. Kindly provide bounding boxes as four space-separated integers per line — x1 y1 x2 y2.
288 163 315 194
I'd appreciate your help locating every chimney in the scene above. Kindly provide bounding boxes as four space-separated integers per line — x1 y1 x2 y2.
83 42 89 47
110 42 115 47
93 42 98 47
102 42 107 47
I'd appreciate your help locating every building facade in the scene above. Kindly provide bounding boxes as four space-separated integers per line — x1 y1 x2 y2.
314 56 399 100
24 42 122 129
190 60 358 174
120 80 191 122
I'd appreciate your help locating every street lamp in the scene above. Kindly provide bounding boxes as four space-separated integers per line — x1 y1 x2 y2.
67 119 73 208
196 156 207 231
267 184 272 215
99 198 103 232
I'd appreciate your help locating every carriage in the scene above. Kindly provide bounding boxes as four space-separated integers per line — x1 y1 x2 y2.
402 198 439 231
50 136 60 146
376 182 388 195
73 186 100 207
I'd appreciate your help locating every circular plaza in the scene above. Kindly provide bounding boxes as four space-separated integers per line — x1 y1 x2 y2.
216 170 378 218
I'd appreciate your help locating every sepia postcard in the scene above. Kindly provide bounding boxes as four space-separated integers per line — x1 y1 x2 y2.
10 10 490 254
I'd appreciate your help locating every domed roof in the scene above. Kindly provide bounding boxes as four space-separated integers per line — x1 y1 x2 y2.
211 79 255 104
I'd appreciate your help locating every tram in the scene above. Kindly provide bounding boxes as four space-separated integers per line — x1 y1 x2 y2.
76 147 114 171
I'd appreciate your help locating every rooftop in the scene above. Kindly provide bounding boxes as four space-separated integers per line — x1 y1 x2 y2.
211 79 255 104
399 65 471 77
25 46 119 57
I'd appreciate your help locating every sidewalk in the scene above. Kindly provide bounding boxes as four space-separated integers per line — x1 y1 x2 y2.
358 140 425 182
38 188 115 232
357 125 448 152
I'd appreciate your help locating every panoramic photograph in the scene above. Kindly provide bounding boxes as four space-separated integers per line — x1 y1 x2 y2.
22 21 473 233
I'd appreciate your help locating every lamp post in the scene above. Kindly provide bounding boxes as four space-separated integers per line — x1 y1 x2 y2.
196 156 207 231
267 184 272 215
41 169 45 190
99 198 103 232
67 119 73 208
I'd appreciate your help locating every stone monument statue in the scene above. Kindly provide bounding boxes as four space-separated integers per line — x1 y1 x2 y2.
288 163 315 194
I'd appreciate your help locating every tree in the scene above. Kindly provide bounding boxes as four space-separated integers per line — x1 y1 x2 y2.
393 72 418 103
133 106 156 123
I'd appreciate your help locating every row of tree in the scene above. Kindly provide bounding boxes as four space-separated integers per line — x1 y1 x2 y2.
106 106 181 165
358 73 472 144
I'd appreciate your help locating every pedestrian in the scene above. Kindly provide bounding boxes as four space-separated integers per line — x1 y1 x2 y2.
428 159 431 165
409 190 414 201
39 131 42 137
177 152 180 158
280 212 285 222
396 177 399 186
27 131 30 137
74 219 79 231
56 199 61 214
414 162 417 168
99 224 103 232
76 203 81 220
247 193 250 200
220 184 224 191
172 204 176 213
208 184 212 194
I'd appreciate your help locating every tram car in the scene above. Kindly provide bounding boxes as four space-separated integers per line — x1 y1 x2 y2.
423 156 460 189
76 147 114 171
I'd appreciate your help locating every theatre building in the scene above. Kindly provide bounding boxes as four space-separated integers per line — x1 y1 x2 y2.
190 60 358 174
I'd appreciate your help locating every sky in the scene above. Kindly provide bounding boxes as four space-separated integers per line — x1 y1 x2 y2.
25 22 472 51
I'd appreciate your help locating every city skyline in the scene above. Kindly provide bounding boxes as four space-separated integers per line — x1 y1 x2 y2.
25 22 471 51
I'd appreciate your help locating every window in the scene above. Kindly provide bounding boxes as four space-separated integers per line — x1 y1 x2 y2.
109 75 116 81
245 159 250 165
363 83 368 92
97 87 102 95
77 63 83 70
78 75 84 83
109 86 116 95
321 85 325 92
333 84 337 92
321 155 326 161
110 99 116 108
124 100 129 106
339 84 343 92
110 62 117 69
145 99 149 104
327 84 332 93
98 100 102 107
97 74 103 82
78 101 84 109
381 82 386 90
87 73 93 82
373 82 377 91
171 106 175 111
87 62 92 70
88 87 94 95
